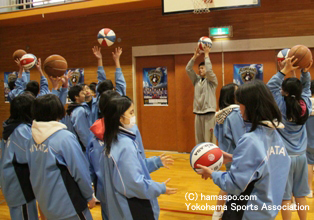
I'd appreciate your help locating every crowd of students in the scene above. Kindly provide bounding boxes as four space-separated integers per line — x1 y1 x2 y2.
0 45 313 220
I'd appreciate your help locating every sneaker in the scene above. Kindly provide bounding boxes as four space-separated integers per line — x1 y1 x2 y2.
212 211 223 220
307 190 313 198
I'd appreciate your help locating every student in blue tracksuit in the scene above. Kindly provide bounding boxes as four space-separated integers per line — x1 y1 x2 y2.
0 94 38 220
83 46 126 125
197 80 291 220
96 96 177 220
26 94 96 220
88 91 173 219
96 47 127 120
9 58 50 99
306 80 314 198
63 85 93 153
267 57 312 220
212 83 245 220
50 71 73 106
7 58 30 102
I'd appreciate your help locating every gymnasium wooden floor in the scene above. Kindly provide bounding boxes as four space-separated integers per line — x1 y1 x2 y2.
1 151 314 219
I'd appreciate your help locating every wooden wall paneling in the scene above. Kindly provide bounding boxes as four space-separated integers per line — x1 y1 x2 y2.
136 55 177 151
224 50 278 85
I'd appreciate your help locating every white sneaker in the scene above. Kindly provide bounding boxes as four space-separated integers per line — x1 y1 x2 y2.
212 211 223 220
307 190 313 198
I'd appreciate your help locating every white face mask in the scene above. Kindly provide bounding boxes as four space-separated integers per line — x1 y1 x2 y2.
122 115 136 129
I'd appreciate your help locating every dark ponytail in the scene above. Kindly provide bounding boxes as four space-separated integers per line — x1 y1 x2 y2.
282 78 308 125
100 96 132 155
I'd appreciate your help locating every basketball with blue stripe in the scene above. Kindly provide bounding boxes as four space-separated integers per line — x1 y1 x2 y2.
97 28 116 47
277 48 290 62
198 36 212 51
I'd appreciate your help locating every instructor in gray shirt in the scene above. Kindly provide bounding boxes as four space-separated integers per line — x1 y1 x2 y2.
186 45 218 144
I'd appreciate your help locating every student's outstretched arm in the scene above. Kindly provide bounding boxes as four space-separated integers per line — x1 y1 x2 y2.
9 59 25 101
21 70 30 88
211 135 266 195
300 62 313 113
185 47 200 86
112 142 166 199
92 46 106 83
60 134 94 202
59 71 72 106
113 47 126 96
204 46 218 86
36 58 50 96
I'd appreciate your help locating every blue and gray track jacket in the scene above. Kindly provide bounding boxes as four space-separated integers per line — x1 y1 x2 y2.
306 97 314 154
97 127 165 220
0 122 35 207
212 122 291 220
214 105 245 154
92 66 127 124
9 74 50 100
26 121 93 219
267 71 312 155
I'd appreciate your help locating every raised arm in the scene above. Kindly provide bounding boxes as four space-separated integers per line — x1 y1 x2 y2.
9 59 25 100
36 58 50 96
92 46 106 82
113 47 126 96
59 71 72 105
203 46 218 86
300 61 313 113
185 47 200 85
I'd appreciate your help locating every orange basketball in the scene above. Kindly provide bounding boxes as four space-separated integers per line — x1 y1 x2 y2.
13 49 27 60
43 55 68 77
288 45 313 69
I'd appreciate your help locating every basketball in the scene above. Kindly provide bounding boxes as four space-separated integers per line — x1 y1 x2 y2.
277 48 290 62
288 45 313 69
43 55 68 77
97 28 116 47
20 54 37 70
190 142 223 172
198 36 212 51
13 49 27 60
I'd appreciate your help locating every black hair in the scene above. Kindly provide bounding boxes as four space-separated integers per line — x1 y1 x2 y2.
68 85 83 102
10 93 35 124
8 80 16 90
89 82 97 93
99 90 121 115
101 96 132 155
282 78 308 125
235 80 282 132
198 62 205 67
32 94 65 122
97 80 114 96
23 91 36 98
219 83 238 109
311 80 314 96
25 81 39 97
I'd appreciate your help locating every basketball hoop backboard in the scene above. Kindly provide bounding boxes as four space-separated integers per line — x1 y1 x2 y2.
162 0 260 15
